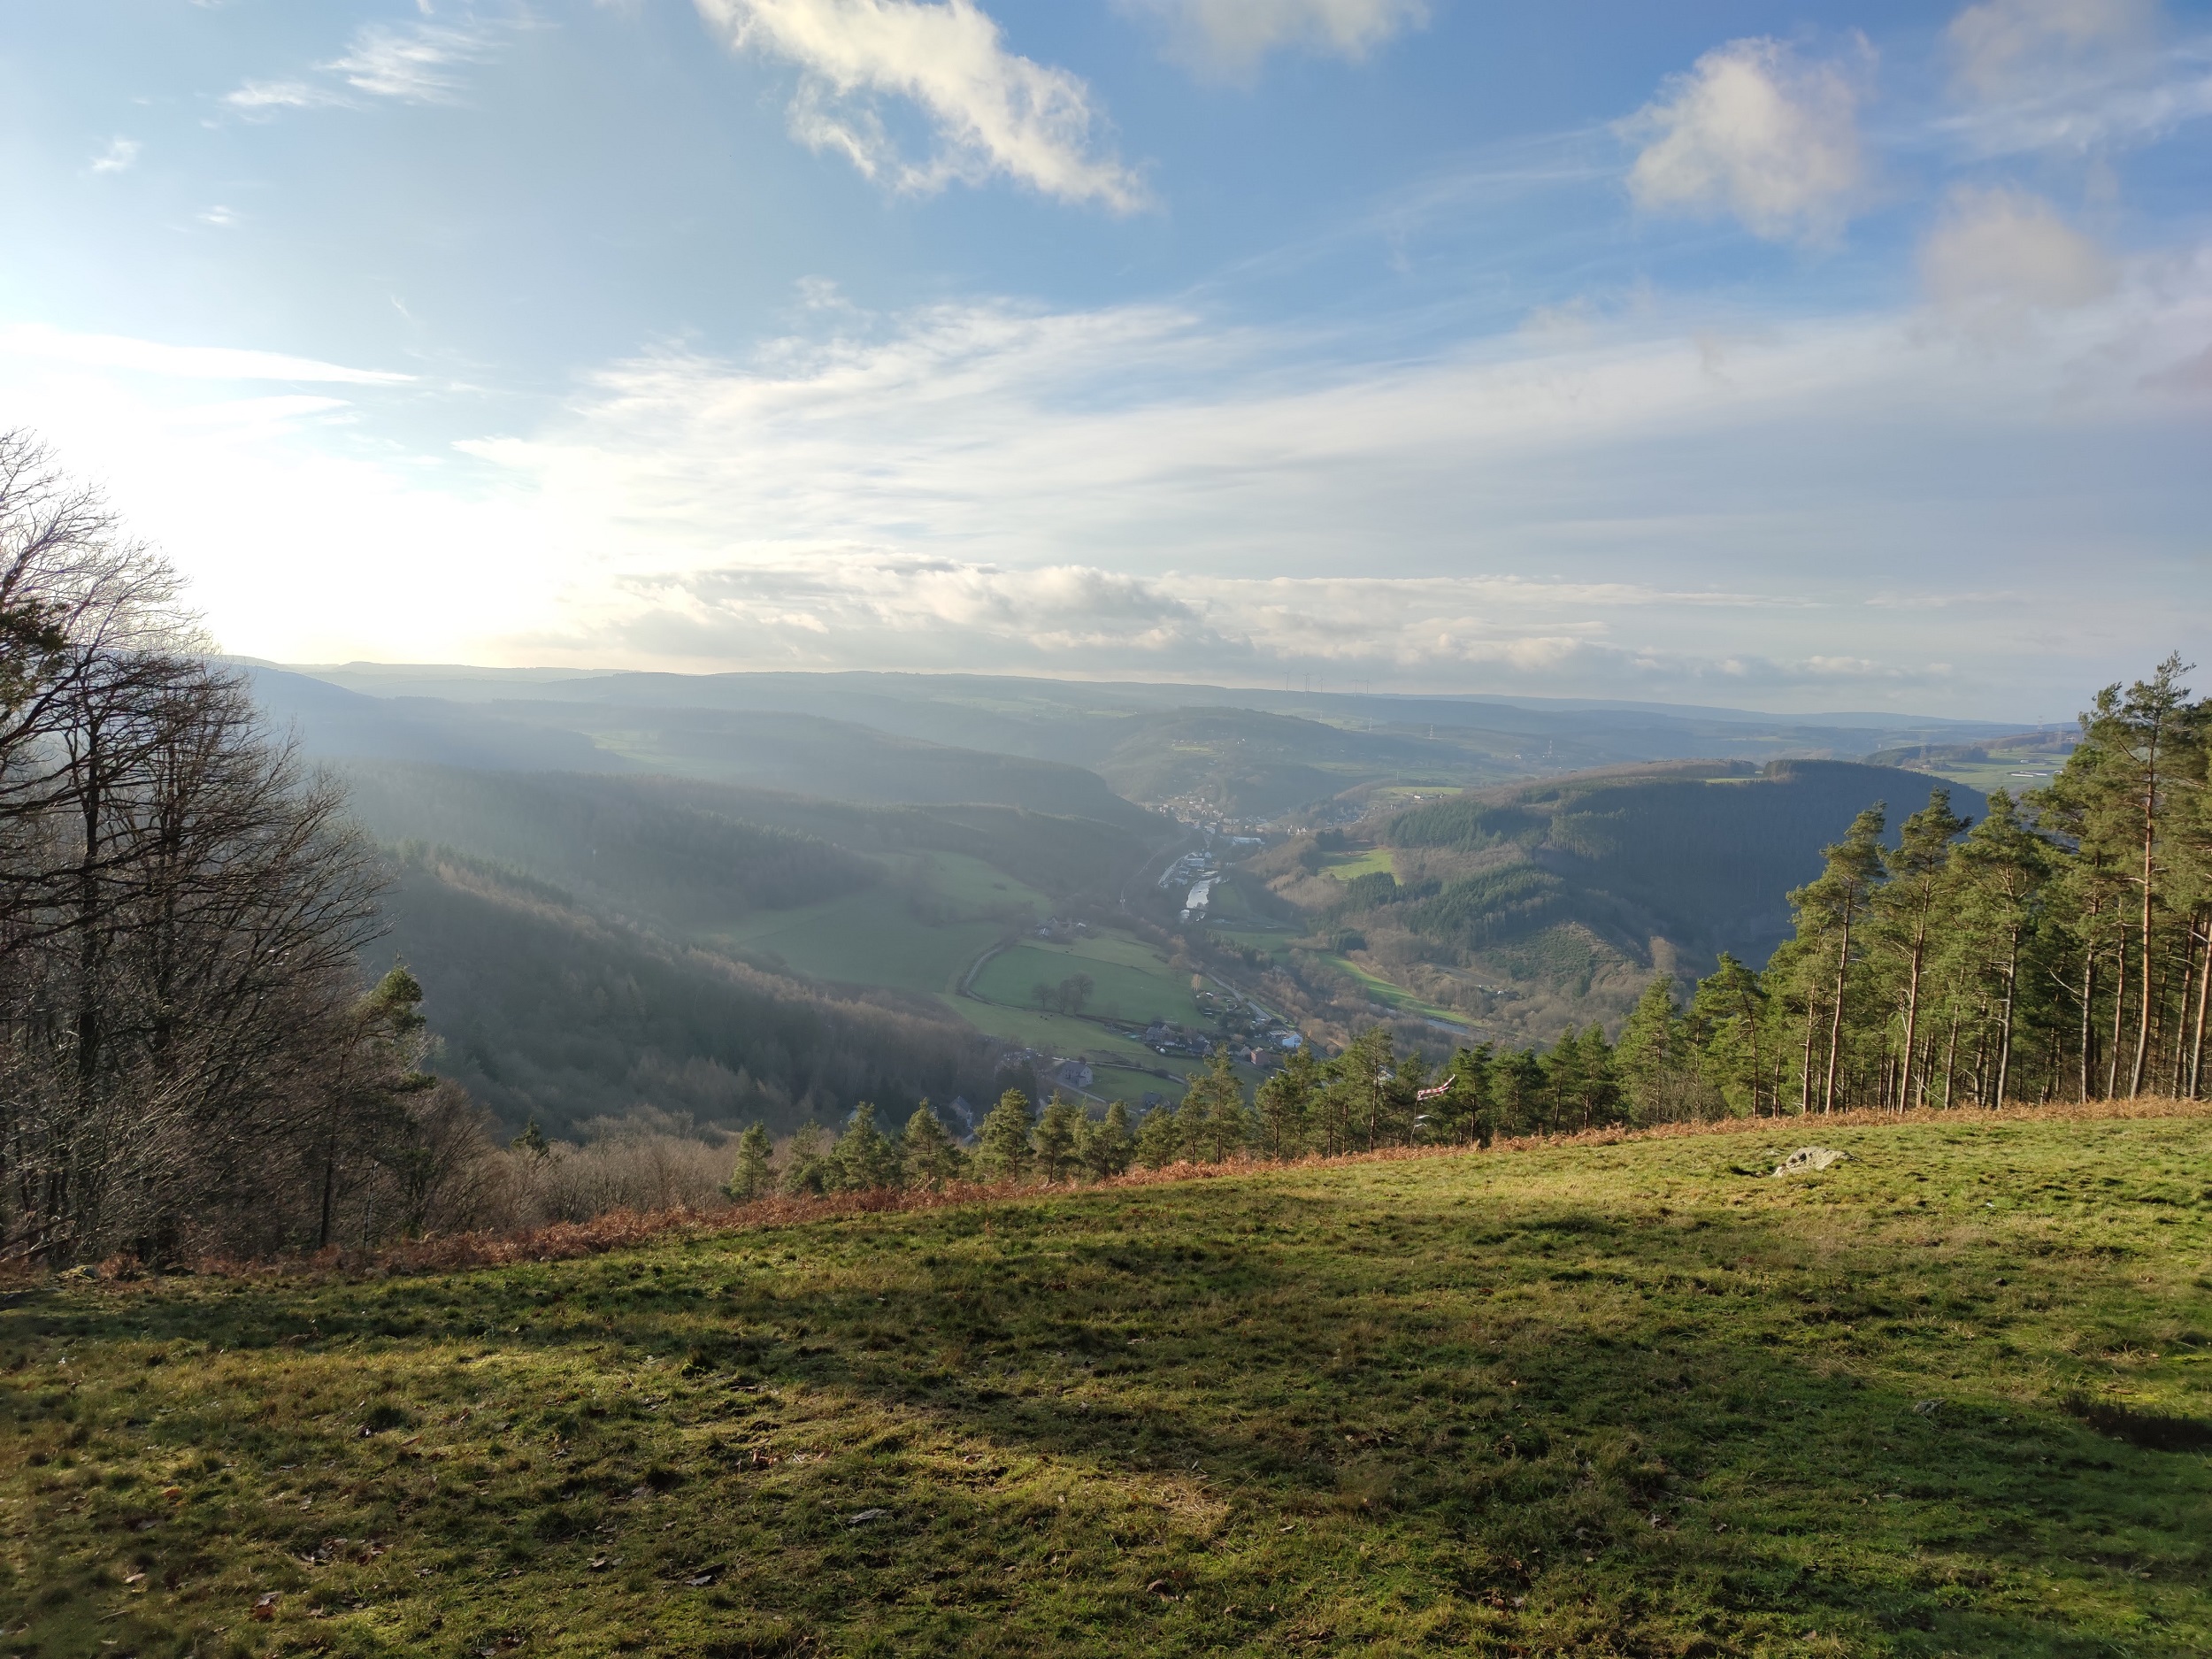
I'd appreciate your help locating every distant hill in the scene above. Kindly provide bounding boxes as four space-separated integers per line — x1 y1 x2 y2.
1381 759 1988 968
279 664 2030 822
1250 759 1987 1046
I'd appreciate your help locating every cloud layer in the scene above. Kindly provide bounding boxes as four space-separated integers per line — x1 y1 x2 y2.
695 0 1148 209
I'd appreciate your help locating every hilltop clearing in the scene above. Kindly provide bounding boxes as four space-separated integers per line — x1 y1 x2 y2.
8 1106 2208 1655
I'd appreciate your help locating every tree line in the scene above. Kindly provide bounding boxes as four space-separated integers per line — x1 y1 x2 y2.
0 435 468 1264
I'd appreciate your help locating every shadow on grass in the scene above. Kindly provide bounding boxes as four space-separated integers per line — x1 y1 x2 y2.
8 1179 2210 1655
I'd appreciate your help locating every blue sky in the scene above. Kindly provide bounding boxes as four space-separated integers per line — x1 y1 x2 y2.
1 0 2208 718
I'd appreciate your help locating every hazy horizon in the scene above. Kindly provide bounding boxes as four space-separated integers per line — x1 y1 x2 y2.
6 0 2208 720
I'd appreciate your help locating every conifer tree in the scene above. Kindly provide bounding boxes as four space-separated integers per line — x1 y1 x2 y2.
901 1103 964 1189
828 1110 901 1192
1256 1047 1318 1157
1689 953 1767 1115
1080 1100 1134 1179
1875 790 1970 1110
1133 1099 1183 1169
1788 805 1887 1112
1615 977 1683 1123
780 1122 829 1195
1947 791 2055 1107
724 1122 775 1202
975 1088 1036 1181
1034 1097 1084 1182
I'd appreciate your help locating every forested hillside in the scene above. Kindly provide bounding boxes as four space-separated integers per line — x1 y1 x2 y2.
376 848 1001 1133
333 764 1157 1133
1234 759 1984 1045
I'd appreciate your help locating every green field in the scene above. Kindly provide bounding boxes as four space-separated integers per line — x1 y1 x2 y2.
1325 953 1463 1024
944 996 1199 1080
710 853 1046 997
972 938 1201 1029
10 1109 2211 1655
1318 847 1397 881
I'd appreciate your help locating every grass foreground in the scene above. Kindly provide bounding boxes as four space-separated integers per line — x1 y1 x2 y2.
6 1106 2212 1656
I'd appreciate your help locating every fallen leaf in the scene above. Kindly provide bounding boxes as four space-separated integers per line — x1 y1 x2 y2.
250 1592 280 1621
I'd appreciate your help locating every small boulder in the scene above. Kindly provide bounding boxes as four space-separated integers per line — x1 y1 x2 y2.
1773 1146 1851 1176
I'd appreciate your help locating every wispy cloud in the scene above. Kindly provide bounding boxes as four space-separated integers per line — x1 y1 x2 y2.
693 0 1148 211
224 17 502 114
88 136 141 175
1120 0 1429 78
1623 37 1870 244
0 324 412 385
328 20 495 102
1947 0 2155 99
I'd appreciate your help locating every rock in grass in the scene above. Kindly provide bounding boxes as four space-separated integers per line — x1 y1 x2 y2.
1773 1147 1851 1176
845 1508 889 1527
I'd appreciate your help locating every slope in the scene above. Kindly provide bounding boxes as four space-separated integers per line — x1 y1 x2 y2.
10 1107 2208 1655
1242 759 1988 1046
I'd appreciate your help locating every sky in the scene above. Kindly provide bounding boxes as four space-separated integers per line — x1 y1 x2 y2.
1 0 2208 718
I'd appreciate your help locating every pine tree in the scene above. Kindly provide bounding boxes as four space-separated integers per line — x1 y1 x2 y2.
1875 790 1970 1110
780 1123 829 1195
1034 1098 1084 1182
723 1123 775 1202
1947 791 2055 1107
975 1089 1036 1182
1080 1101 1134 1179
1689 953 1768 1116
1615 977 1683 1123
828 1110 901 1192
1256 1047 1318 1157
1133 1099 1183 1169
901 1104 964 1189
1788 804 1887 1112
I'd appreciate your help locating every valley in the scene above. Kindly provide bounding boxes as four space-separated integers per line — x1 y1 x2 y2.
244 664 2047 1139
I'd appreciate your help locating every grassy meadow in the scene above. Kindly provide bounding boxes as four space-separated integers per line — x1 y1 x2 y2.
712 854 1047 997
6 1107 2211 1656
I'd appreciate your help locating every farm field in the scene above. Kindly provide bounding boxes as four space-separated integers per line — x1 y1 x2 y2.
8 1108 2209 1656
971 938 1202 1029
944 996 1198 1082
711 853 1046 997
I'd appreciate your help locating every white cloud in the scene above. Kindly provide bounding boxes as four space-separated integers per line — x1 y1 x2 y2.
326 20 495 102
1623 38 1868 243
0 325 412 385
693 0 1148 210
1920 186 2118 320
1948 0 2155 98
1120 0 1428 77
223 19 498 113
88 136 141 174
198 205 242 229
223 80 335 112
